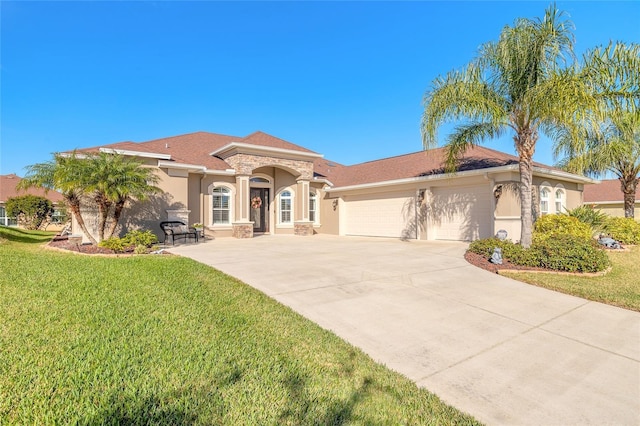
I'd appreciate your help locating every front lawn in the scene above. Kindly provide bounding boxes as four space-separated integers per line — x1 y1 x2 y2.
501 246 640 312
0 227 479 424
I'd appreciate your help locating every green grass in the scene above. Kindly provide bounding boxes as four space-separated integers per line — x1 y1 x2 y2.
0 226 479 425
501 246 640 312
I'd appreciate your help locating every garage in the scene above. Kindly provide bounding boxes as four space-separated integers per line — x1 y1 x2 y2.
430 184 492 241
344 191 416 238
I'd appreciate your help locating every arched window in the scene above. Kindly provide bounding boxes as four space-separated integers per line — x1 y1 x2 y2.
279 190 292 223
309 191 318 223
212 186 231 225
555 189 565 214
540 188 550 215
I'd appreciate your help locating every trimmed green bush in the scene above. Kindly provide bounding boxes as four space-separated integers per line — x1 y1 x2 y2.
534 214 592 240
468 233 610 273
530 234 610 273
98 229 158 253
468 237 524 260
124 229 158 247
603 217 640 244
98 237 129 253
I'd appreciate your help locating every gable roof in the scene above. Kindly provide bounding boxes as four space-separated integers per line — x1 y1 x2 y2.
0 174 64 203
80 131 320 171
584 179 640 203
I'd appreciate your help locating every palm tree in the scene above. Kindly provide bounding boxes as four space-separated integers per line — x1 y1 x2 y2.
19 152 98 244
421 5 596 247
20 151 161 243
554 42 640 218
83 152 161 241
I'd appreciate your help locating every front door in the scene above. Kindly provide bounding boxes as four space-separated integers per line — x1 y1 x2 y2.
250 188 269 233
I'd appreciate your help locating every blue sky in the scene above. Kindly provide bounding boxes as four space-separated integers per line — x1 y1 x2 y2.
1 1 639 176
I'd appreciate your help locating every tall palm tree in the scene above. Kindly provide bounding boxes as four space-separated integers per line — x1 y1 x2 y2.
421 5 595 247
19 152 98 244
554 42 640 218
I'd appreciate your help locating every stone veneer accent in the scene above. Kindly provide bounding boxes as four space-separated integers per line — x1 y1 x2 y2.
294 221 314 236
224 153 314 180
232 222 254 238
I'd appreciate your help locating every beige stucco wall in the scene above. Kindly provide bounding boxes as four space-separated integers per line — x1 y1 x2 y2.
317 186 340 235
590 203 640 220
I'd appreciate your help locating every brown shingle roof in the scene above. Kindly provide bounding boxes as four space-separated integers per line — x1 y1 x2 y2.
73 131 572 186
584 179 640 203
0 174 65 203
328 145 534 187
82 131 319 171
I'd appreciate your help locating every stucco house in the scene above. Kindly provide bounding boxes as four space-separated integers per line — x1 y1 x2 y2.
72 130 595 242
0 174 66 229
583 179 640 219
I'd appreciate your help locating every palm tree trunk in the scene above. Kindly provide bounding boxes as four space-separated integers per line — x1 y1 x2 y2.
106 200 126 239
94 194 111 242
517 131 537 248
620 176 638 218
66 195 97 245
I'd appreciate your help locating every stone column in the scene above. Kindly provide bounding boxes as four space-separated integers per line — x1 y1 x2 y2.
232 174 254 238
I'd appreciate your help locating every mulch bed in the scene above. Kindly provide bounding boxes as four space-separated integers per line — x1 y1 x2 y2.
48 238 121 254
464 251 550 274
47 236 171 255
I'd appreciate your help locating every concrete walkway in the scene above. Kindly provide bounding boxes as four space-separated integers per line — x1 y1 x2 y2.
169 235 640 425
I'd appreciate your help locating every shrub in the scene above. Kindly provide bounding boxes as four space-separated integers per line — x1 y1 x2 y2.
124 230 158 247
5 195 54 230
534 214 592 240
565 205 609 234
468 238 522 259
134 244 148 254
529 234 610 273
467 234 610 273
98 237 129 253
98 229 158 253
603 217 640 244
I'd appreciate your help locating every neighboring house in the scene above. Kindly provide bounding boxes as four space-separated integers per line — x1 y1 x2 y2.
0 174 66 229
583 179 640 219
71 131 595 242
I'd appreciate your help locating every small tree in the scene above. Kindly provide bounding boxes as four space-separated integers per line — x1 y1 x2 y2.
5 195 54 230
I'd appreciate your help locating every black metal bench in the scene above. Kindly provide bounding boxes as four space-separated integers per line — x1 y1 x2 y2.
159 221 199 245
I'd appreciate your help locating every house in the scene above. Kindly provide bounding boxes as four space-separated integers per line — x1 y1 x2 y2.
583 179 640 219
0 174 66 229
71 131 595 242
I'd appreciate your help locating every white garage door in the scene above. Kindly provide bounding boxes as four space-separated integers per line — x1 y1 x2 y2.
345 191 416 238
431 184 492 241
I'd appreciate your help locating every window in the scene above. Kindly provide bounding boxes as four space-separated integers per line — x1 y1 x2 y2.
540 188 550 215
309 191 318 223
212 187 231 225
555 189 565 214
0 206 17 227
250 177 269 184
279 190 292 223
51 210 65 224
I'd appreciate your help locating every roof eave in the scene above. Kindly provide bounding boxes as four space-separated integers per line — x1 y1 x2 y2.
100 147 172 160
326 164 595 192
209 142 323 160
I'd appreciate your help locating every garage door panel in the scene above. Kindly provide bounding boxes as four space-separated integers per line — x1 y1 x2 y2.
345 192 415 238
432 185 492 241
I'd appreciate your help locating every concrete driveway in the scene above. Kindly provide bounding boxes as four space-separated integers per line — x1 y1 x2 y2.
169 235 640 425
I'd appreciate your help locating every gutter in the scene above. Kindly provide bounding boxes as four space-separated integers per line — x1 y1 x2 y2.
326 164 597 193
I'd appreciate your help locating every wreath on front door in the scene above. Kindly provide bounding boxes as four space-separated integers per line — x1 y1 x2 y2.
251 196 262 209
